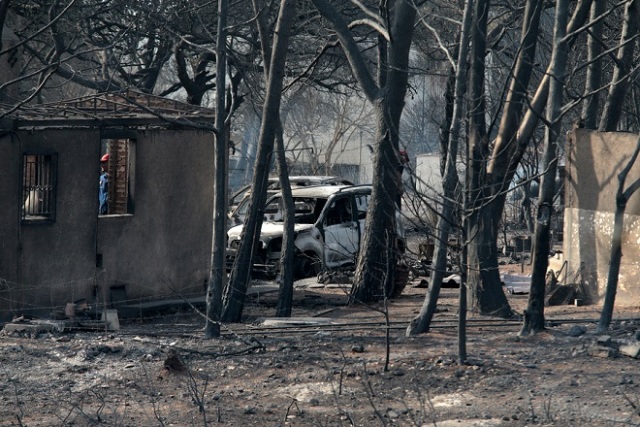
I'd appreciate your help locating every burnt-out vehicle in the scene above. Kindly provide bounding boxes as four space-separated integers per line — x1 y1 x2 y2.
226 184 405 279
227 175 353 228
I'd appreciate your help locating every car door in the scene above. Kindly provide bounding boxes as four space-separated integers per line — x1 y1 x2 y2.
353 192 369 244
321 195 359 267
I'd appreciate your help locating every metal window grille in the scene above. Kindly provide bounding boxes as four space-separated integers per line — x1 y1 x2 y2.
22 154 56 220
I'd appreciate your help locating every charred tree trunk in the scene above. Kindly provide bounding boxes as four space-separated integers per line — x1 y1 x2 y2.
465 0 492 316
471 0 543 317
455 0 596 320
468 205 512 316
351 106 400 302
600 199 626 331
348 1 417 303
222 0 295 322
407 0 475 335
173 42 216 106
580 0 605 129
275 119 296 317
438 63 456 178
521 0 569 335
472 0 591 316
599 0 640 132
458 212 469 365
204 0 229 339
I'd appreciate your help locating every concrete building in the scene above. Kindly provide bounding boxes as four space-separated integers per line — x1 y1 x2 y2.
0 91 215 320
564 129 640 306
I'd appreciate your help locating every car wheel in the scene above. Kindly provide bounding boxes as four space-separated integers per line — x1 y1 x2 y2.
296 252 321 279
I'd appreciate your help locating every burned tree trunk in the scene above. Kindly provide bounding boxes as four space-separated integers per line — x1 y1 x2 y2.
407 0 475 335
275 119 296 317
599 0 640 132
521 0 569 336
205 0 229 338
222 0 295 322
580 0 605 129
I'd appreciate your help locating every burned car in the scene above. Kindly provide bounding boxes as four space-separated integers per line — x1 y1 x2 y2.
227 175 353 228
226 184 404 279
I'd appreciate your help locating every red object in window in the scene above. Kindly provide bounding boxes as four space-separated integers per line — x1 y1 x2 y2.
100 153 110 162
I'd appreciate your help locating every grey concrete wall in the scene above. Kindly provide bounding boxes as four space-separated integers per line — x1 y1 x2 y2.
0 130 101 317
0 127 214 319
96 130 214 304
565 129 640 306
0 132 22 308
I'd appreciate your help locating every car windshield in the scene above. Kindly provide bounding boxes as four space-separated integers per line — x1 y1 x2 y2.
263 196 327 224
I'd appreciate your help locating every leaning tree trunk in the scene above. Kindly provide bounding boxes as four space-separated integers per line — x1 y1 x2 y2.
599 0 640 132
465 0 591 317
222 0 295 322
521 0 569 335
249 0 297 318
407 0 475 335
580 0 605 129
471 0 543 317
204 0 229 338
599 136 640 331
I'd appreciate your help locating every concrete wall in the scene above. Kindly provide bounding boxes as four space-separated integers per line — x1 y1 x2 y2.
0 132 24 309
565 129 640 306
0 128 214 319
96 130 214 303
0 130 101 316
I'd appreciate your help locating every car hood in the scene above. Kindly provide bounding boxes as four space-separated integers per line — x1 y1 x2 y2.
227 222 315 241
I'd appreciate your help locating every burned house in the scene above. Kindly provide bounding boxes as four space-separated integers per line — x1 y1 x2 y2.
0 91 215 320
564 129 640 306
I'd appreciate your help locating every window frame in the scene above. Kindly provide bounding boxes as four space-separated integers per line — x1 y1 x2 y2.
21 150 58 224
324 196 353 227
99 130 136 217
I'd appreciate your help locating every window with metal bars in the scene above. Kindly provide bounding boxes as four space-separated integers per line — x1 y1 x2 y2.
22 153 57 221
